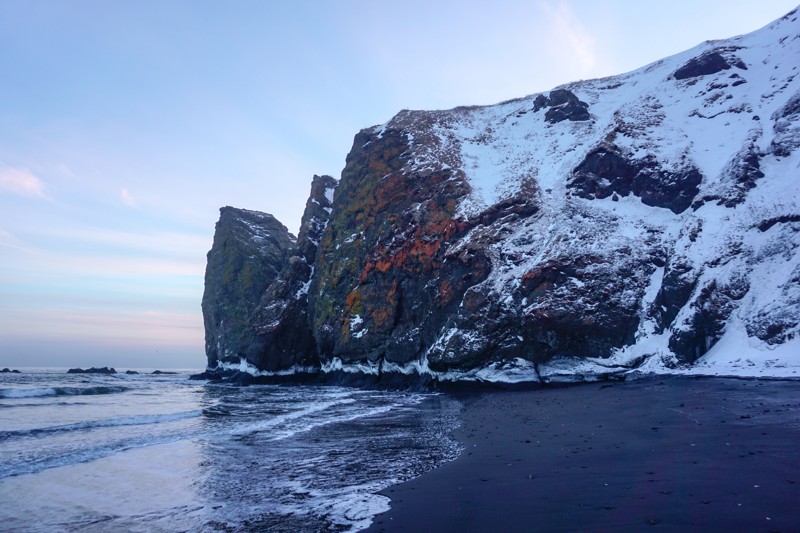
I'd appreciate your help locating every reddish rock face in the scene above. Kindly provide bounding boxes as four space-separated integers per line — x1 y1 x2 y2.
309 126 487 367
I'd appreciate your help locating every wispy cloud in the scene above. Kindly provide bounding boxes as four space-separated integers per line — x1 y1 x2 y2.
0 306 204 347
60 255 206 277
0 164 48 199
120 187 138 207
31 226 211 259
539 0 597 74
0 229 41 254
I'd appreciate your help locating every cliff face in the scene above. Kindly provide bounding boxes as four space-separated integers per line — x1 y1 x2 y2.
249 175 337 371
309 126 489 371
202 176 336 371
203 10 800 380
202 207 296 368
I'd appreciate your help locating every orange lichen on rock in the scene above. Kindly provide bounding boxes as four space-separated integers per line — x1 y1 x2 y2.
359 236 445 282
385 282 398 304
435 280 454 307
371 304 395 330
345 289 362 315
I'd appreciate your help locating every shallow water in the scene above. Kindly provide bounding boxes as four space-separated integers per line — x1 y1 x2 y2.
0 369 461 531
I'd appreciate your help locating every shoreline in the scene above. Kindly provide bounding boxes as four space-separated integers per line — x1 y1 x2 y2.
366 376 800 532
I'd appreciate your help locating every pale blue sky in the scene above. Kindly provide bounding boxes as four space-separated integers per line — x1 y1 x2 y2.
0 0 796 368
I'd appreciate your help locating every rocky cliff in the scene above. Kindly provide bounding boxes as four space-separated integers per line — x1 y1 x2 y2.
202 175 336 372
202 10 800 382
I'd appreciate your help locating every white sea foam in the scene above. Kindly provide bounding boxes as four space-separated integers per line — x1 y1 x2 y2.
0 385 129 399
0 387 58 399
228 398 356 436
320 484 393 531
1 409 203 440
265 404 399 443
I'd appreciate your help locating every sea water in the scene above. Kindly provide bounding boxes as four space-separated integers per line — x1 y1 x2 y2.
0 369 462 531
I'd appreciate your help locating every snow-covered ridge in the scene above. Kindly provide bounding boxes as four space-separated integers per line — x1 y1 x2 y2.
382 8 798 218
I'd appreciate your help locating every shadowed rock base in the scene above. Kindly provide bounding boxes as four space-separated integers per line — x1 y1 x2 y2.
368 377 800 532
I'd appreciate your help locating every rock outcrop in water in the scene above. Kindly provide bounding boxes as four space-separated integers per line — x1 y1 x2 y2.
66 367 117 374
202 10 800 381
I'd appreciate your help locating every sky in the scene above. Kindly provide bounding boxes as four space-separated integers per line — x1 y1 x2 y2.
0 0 797 369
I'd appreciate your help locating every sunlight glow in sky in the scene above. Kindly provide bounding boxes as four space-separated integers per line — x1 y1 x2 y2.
1 0 796 368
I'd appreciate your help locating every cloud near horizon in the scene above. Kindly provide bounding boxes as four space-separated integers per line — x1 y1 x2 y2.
0 164 48 199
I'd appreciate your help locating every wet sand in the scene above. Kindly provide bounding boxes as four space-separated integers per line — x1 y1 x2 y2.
367 376 800 532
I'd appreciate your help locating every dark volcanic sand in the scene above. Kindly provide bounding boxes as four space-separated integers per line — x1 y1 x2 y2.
367 376 800 532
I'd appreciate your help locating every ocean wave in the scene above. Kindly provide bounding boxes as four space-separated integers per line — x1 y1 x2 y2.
228 398 357 436
0 385 129 399
202 405 232 417
264 403 398 443
0 409 202 441
0 431 198 479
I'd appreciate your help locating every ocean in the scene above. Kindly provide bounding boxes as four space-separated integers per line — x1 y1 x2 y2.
0 368 462 532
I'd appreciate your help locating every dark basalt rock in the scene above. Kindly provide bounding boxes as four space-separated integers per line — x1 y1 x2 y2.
771 91 800 157
692 144 764 209
151 370 177 375
757 214 800 232
650 256 699 333
1 368 20 373
249 256 318 370
202 176 336 372
669 273 750 363
67 367 117 374
425 274 520 372
745 250 800 345
124 370 139 374
248 175 336 371
201 207 296 369
297 175 338 264
778 91 800 119
518 254 647 361
424 238 654 371
673 50 746 80
569 143 702 213
189 368 224 381
534 89 591 123
726 146 764 202
747 313 799 345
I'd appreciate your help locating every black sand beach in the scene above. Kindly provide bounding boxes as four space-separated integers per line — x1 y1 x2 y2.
368 377 800 532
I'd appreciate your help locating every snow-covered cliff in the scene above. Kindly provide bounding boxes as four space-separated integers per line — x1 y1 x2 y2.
203 9 800 382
